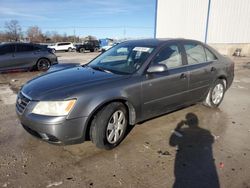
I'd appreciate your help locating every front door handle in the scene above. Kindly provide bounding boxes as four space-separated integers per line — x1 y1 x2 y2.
180 73 187 79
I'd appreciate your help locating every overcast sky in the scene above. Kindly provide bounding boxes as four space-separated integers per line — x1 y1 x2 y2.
0 0 156 39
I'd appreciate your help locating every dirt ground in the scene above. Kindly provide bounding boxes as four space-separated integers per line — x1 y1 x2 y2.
0 52 250 188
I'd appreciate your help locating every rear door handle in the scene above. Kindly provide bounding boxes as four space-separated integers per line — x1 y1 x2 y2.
211 67 216 72
180 73 187 79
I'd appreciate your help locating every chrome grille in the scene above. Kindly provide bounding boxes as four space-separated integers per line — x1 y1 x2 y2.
16 92 30 114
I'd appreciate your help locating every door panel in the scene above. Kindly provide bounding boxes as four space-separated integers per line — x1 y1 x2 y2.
0 44 16 70
183 43 216 102
13 52 37 68
142 67 189 118
141 43 189 119
187 62 216 101
13 44 37 68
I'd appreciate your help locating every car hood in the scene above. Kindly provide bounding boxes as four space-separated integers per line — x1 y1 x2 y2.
22 66 128 100
47 63 81 73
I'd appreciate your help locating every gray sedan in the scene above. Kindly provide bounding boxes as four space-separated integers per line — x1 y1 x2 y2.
16 39 234 149
0 43 58 72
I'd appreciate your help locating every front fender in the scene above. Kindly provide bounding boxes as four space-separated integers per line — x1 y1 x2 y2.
68 75 143 122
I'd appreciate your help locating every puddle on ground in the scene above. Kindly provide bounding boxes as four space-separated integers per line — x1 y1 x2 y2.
0 84 17 105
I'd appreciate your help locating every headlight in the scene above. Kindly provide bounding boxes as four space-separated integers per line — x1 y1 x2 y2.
32 100 76 116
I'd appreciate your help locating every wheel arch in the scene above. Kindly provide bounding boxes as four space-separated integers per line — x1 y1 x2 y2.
83 98 136 141
36 57 51 64
217 75 227 88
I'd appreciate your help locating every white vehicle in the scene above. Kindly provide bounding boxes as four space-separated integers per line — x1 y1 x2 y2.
48 42 75 53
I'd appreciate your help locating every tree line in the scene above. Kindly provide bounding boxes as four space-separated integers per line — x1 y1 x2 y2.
0 20 96 43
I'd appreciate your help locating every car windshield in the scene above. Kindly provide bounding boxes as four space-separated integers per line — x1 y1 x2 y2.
88 44 155 74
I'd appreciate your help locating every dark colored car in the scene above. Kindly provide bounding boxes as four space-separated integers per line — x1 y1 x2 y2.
16 39 234 149
0 43 58 72
75 40 100 53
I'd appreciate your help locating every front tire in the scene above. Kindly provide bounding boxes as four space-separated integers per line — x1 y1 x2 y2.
79 48 85 53
68 47 72 52
204 79 225 108
90 102 128 150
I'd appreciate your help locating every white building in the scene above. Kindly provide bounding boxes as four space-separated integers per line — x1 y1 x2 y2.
155 0 250 55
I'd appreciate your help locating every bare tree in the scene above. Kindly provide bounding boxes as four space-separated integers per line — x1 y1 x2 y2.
5 20 22 41
83 35 97 41
0 32 8 42
27 26 44 43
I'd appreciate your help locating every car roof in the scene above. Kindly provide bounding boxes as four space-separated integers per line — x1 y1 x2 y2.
121 38 203 46
0 42 39 45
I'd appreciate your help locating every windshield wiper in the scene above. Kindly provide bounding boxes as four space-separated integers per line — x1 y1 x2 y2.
90 66 112 74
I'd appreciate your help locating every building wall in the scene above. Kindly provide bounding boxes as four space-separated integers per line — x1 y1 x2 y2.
156 0 250 44
156 0 208 42
207 0 250 43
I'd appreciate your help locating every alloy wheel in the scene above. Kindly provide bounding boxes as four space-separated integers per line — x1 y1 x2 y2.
106 110 126 144
212 83 224 104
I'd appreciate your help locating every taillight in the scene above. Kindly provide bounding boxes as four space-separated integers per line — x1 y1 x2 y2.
48 48 54 54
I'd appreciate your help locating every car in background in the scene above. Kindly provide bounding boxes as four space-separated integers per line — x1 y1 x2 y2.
48 42 75 53
101 42 119 53
0 43 58 72
75 40 100 53
16 39 234 149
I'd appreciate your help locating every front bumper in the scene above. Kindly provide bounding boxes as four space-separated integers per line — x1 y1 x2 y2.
16 95 88 144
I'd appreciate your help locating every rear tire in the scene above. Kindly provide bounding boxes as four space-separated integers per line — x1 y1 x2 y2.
203 79 225 108
36 58 51 71
90 102 128 150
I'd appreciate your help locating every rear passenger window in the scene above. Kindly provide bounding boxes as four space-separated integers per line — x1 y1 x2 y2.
184 44 206 65
204 48 217 61
16 44 34 52
153 45 182 69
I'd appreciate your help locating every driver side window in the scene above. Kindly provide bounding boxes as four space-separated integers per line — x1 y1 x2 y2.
152 45 182 69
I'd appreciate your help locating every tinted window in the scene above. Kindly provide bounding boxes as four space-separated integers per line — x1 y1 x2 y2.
0 44 15 55
58 43 69 46
152 45 182 69
33 46 41 51
204 47 217 61
64 43 70 45
16 44 34 52
184 44 206 64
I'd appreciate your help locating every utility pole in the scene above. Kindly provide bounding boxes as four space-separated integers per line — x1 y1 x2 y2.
205 0 211 43
123 27 126 39
154 0 158 38
73 27 76 43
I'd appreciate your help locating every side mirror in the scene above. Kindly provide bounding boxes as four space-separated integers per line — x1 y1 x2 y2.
147 64 167 73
